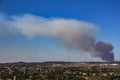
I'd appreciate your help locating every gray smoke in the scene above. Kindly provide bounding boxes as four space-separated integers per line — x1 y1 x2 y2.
95 41 114 62
0 13 115 61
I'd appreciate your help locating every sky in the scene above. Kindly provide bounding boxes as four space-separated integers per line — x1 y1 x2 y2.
0 0 120 63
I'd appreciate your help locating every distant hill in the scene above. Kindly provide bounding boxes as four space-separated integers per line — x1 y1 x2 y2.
0 61 120 66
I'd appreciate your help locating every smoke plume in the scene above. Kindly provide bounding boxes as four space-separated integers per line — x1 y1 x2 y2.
95 41 114 62
0 14 114 61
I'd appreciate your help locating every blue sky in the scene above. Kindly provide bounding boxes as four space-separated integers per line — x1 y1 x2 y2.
0 0 120 62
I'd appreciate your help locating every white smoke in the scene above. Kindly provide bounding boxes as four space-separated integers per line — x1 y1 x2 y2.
7 14 99 51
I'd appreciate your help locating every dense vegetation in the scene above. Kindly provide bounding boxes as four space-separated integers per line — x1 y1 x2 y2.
0 63 120 80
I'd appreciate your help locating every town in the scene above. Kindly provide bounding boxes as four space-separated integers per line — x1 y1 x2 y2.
0 61 120 80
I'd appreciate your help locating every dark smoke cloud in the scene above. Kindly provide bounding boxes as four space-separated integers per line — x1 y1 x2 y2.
95 41 114 62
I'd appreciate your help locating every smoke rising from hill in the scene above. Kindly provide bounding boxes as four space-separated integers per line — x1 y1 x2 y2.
0 13 114 61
